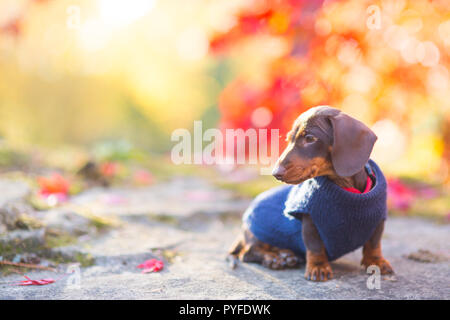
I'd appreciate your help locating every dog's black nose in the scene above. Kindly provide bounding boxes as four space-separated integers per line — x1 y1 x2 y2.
272 165 286 180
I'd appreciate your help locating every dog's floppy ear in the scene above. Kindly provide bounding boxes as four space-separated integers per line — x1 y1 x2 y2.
328 112 377 177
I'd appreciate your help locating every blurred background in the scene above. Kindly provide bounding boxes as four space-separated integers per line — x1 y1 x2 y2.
0 0 449 220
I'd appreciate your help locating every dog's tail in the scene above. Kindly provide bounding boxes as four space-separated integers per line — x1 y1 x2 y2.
226 235 244 269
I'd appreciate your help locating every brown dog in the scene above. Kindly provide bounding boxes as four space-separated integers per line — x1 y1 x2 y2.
228 106 394 281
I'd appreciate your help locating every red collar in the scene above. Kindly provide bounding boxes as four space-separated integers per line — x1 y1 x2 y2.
342 176 373 194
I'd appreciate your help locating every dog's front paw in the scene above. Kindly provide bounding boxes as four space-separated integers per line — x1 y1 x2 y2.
304 262 333 282
361 257 394 275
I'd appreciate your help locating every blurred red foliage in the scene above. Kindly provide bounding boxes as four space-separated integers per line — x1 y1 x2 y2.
210 0 450 180
386 178 417 211
213 0 328 151
99 162 119 178
0 0 51 38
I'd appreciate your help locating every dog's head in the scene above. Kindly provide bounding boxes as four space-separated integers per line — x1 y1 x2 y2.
272 106 377 184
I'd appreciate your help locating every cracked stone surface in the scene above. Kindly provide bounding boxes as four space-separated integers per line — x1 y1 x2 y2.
1 178 449 300
0 179 32 233
0 179 30 208
70 177 250 218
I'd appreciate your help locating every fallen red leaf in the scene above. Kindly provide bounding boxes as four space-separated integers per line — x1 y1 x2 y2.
37 173 70 198
137 259 164 273
100 162 119 178
17 275 55 286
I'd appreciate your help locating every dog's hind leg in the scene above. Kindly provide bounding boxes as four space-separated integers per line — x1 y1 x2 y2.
227 228 302 270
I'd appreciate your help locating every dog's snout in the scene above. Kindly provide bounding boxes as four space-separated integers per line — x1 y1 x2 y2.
272 165 286 180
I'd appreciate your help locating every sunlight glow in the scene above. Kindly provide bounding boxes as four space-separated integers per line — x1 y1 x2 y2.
99 0 156 28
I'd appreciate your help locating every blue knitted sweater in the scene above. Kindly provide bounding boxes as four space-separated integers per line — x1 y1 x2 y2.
243 160 387 261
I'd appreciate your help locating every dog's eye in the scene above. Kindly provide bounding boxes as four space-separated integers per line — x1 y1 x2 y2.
305 134 317 144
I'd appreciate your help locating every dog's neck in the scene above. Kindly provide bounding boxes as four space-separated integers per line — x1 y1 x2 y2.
327 169 368 192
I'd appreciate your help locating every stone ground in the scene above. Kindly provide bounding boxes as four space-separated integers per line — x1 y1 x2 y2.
0 177 449 300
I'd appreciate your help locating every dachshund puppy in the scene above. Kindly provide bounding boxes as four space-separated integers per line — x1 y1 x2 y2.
228 106 394 281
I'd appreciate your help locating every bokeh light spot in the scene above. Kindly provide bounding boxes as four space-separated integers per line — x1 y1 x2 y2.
99 0 156 28
177 27 209 61
251 107 273 128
